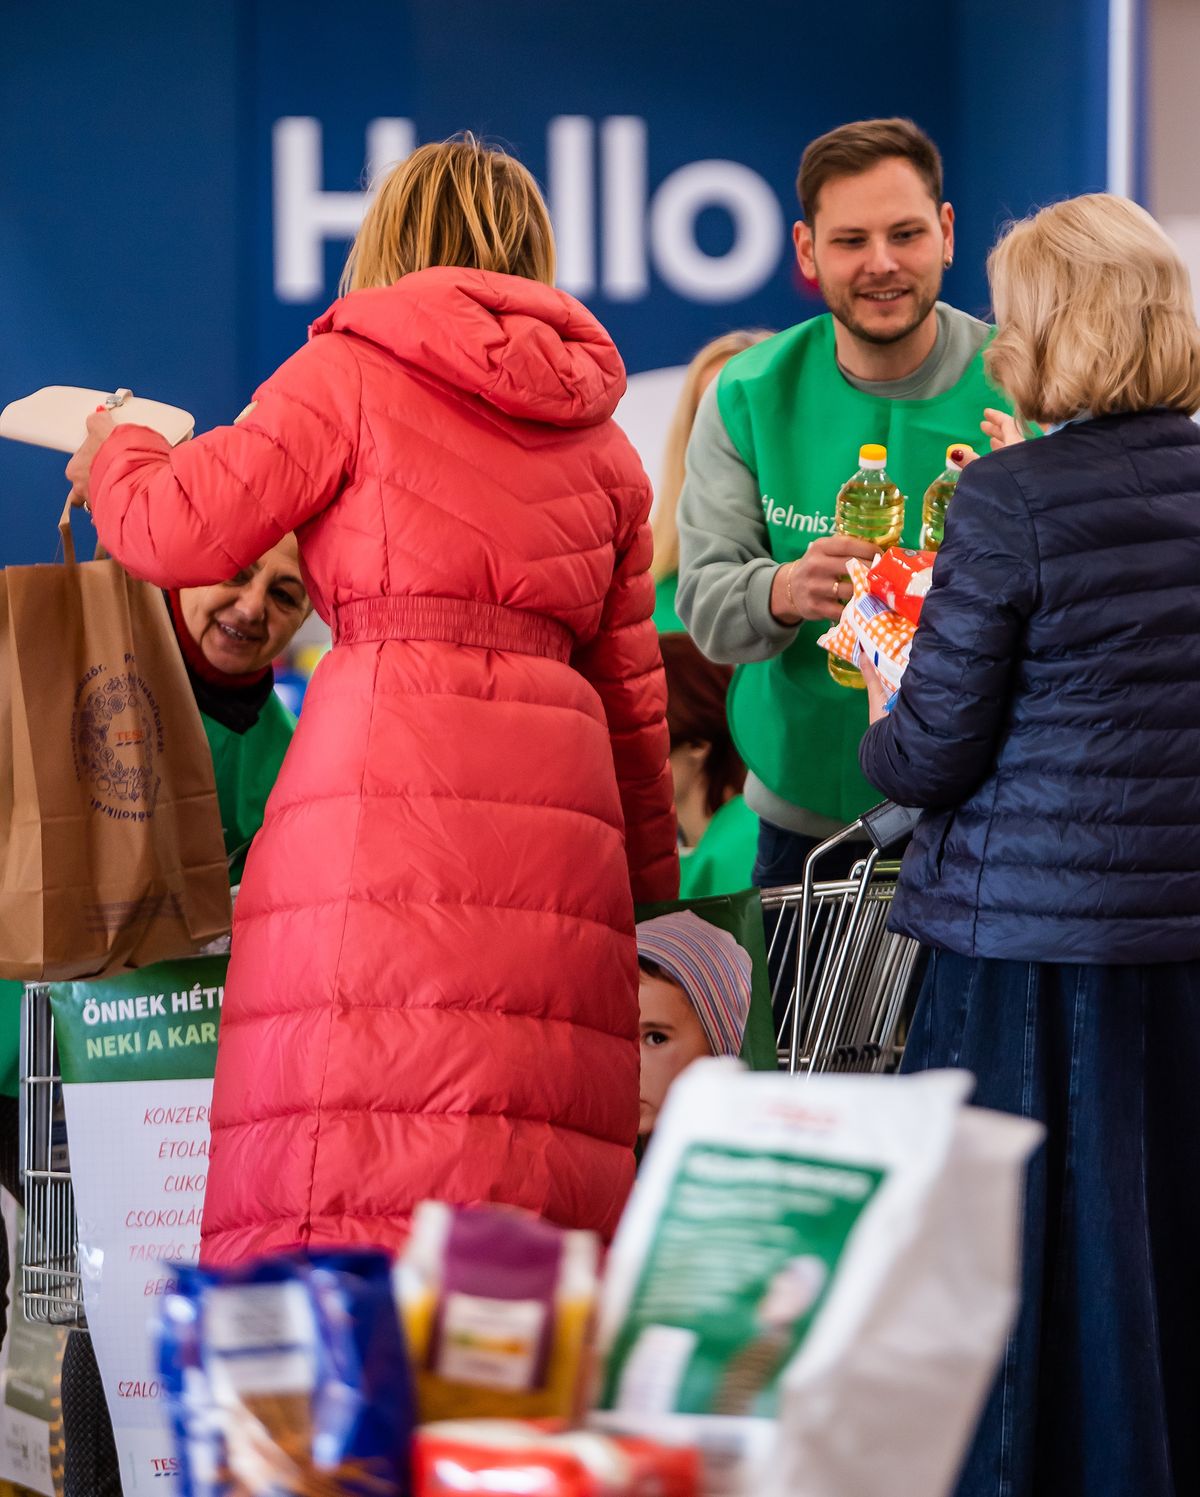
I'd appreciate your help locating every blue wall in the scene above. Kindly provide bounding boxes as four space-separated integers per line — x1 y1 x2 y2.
0 0 1115 563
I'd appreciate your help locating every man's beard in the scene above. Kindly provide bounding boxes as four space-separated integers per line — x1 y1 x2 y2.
817 272 942 347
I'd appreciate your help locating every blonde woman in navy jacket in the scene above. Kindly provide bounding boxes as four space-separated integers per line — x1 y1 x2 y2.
860 195 1200 1497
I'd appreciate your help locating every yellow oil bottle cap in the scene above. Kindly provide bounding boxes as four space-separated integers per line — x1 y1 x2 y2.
859 443 887 465
947 443 977 468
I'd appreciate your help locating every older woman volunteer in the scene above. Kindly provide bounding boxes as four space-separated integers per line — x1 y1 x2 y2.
859 194 1200 1497
67 134 677 1264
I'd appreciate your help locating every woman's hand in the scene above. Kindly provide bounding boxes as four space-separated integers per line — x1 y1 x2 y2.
980 408 1024 452
859 654 892 725
65 410 116 509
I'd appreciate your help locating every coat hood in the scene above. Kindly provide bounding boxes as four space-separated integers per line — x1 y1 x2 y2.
309 266 626 427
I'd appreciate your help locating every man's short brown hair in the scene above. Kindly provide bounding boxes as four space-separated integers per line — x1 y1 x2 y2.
797 118 943 222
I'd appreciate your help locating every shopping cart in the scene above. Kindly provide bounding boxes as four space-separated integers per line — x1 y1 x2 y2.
765 801 924 1075
18 983 86 1328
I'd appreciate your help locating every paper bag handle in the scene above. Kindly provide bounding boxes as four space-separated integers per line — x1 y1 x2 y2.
58 498 76 568
57 499 111 563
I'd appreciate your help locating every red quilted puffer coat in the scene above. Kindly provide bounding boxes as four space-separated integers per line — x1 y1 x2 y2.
88 267 679 1264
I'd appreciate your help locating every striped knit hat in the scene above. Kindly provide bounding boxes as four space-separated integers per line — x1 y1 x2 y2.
636 910 753 1059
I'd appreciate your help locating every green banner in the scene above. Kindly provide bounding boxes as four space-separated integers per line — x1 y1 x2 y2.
635 888 778 1072
49 955 228 1084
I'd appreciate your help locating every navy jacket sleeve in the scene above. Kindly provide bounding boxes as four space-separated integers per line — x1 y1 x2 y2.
860 455 1040 810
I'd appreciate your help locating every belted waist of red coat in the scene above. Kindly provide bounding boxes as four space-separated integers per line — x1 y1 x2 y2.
331 594 575 663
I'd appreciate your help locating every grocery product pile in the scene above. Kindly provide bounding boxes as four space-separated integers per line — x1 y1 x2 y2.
157 1065 1040 1497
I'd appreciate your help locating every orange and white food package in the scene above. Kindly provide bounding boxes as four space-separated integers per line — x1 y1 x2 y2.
414 1421 699 1497
816 557 916 692
867 547 936 625
816 557 871 669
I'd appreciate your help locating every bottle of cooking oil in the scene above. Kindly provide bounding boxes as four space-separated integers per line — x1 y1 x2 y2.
919 444 976 551
827 443 905 688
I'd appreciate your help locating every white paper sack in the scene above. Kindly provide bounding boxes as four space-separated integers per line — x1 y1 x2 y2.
770 1101 1042 1497
593 1062 1041 1497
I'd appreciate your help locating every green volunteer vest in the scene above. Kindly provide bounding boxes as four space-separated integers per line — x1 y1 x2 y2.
652 572 686 635
678 794 759 900
720 314 1007 822
202 690 295 885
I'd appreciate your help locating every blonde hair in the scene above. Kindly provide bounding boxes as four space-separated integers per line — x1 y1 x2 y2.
340 133 556 294
986 193 1200 426
652 330 773 581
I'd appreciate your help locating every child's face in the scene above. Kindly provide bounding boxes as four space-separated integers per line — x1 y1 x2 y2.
638 971 714 1138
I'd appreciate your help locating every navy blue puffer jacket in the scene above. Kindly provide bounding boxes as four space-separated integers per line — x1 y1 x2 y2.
861 409 1200 964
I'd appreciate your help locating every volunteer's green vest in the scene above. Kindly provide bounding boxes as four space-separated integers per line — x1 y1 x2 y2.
652 572 686 635
719 315 1007 822
678 795 759 900
202 690 295 885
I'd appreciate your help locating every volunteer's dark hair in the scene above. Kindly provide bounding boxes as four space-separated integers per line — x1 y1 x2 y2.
660 634 746 817
797 118 943 221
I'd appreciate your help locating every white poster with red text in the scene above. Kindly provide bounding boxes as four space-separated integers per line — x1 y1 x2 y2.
51 956 226 1492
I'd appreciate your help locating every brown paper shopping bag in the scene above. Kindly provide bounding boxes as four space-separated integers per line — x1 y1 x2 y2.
0 505 232 980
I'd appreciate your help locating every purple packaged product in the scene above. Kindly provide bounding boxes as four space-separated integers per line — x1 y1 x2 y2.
397 1200 600 1423
427 1207 563 1388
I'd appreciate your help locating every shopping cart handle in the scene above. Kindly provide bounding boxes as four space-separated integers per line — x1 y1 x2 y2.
860 800 923 852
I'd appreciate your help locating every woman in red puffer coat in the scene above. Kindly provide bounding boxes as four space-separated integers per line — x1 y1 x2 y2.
67 135 679 1264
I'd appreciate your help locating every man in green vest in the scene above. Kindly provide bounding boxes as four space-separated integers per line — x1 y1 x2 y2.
677 117 1012 886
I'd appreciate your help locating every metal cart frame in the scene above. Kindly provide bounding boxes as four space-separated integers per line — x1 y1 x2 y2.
19 983 86 1328
765 802 923 1075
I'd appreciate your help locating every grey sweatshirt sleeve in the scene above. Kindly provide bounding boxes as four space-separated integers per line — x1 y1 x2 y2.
676 383 799 664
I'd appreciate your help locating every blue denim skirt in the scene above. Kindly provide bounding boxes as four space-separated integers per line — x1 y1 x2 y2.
903 950 1200 1497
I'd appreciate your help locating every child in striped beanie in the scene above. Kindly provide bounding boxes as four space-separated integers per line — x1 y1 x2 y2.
635 909 753 1138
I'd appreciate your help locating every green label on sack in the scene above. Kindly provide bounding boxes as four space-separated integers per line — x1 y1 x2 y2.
601 1143 885 1417
50 955 227 1084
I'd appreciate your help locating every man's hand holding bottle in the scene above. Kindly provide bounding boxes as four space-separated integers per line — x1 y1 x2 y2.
770 536 881 625
771 406 1025 627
